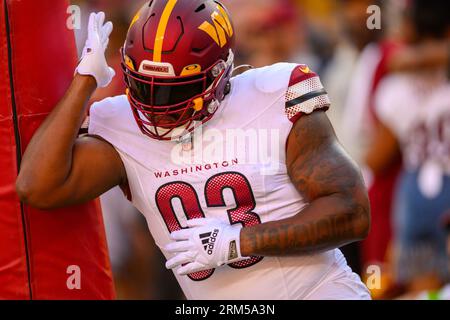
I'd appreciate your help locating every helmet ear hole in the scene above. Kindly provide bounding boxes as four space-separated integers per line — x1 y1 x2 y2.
192 47 205 54
195 4 206 12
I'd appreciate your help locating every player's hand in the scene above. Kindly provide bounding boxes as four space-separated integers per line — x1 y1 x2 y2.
75 12 115 88
164 218 249 275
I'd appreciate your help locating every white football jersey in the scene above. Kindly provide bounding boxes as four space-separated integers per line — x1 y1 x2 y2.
89 63 366 299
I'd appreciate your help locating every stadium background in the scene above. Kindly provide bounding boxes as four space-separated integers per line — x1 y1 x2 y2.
69 0 450 299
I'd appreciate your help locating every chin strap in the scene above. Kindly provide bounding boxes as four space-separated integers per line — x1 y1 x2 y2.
224 81 231 96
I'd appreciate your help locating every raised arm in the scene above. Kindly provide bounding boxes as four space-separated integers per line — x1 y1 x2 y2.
16 12 125 210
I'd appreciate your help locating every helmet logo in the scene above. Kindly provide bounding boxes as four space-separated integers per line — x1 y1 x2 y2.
198 5 233 48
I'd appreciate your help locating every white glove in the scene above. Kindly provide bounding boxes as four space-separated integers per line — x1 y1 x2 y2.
75 12 115 88
165 218 248 276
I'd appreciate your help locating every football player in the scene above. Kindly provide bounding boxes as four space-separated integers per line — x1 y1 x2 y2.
16 1 371 299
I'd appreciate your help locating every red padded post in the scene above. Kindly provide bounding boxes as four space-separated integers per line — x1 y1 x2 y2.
0 0 115 299
0 0 29 300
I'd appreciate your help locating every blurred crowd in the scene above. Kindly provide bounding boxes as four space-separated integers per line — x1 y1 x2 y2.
71 0 450 300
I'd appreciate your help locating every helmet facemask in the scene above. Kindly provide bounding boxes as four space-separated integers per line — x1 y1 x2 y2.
121 49 234 141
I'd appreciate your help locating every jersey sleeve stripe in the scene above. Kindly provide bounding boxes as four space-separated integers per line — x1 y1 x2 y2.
285 70 331 123
285 94 331 122
286 88 328 108
286 76 324 101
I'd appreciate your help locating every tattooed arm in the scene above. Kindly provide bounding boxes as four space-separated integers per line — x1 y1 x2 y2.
240 110 370 256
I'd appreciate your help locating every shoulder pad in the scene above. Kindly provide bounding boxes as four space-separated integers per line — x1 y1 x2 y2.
253 63 298 93
89 95 129 120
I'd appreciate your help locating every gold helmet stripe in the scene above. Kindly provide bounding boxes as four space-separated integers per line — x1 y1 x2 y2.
153 0 178 62
128 10 141 32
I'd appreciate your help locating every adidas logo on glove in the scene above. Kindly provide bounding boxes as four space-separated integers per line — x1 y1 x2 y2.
165 219 247 275
200 229 219 255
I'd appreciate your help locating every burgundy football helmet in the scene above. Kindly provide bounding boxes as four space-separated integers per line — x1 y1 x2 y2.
121 0 235 140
